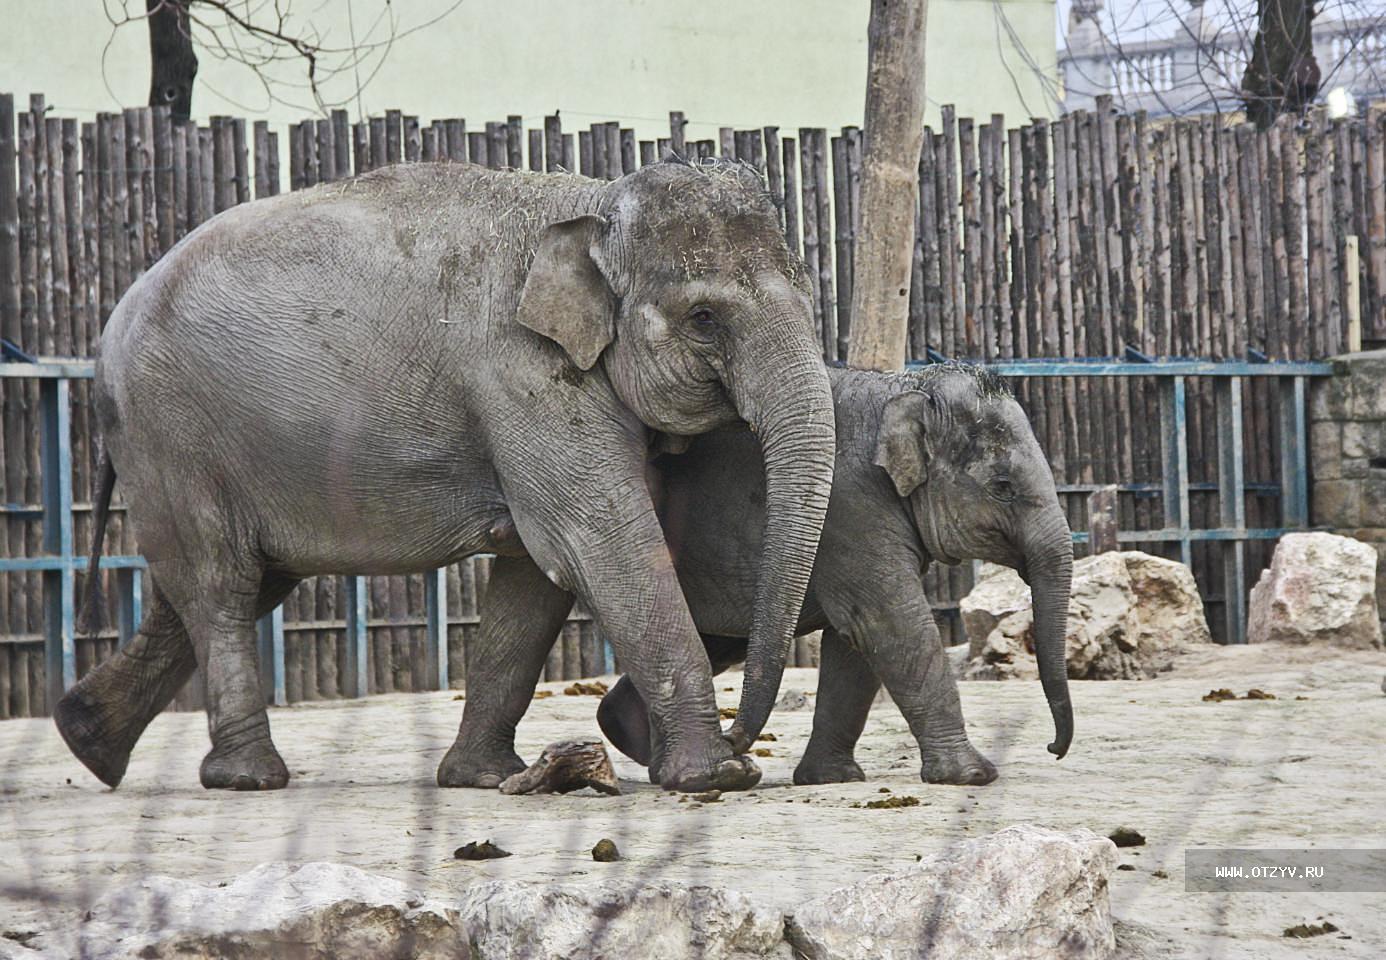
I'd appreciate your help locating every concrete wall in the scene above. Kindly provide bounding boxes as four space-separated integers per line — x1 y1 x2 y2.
1310 350 1386 625
0 0 1057 139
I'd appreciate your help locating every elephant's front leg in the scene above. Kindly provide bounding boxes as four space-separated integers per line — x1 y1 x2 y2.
598 634 748 767
511 504 757 792
438 556 574 788
813 583 996 786
595 559 758 792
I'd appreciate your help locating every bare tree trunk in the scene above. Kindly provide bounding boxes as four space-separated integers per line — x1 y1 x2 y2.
847 0 928 372
147 0 198 123
1241 0 1319 130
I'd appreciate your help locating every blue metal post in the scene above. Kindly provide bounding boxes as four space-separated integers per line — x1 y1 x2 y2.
115 567 142 648
1216 377 1247 642
1159 375 1192 568
39 377 76 709
925 359 1336 378
342 575 370 698
1278 376 1309 528
256 606 286 706
424 567 449 691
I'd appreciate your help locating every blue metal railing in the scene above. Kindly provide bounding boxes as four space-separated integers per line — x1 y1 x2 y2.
2 354 1334 710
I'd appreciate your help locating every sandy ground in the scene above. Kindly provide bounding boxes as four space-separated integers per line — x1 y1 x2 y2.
2 642 1385 958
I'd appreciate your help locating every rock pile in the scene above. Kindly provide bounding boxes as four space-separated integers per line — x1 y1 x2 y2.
30 826 1117 960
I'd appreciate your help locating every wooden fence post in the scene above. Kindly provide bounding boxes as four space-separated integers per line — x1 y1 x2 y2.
1345 234 1361 352
544 115 562 172
1087 485 1119 554
668 111 686 158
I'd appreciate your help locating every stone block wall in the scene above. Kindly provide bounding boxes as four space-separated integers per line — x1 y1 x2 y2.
1310 350 1386 627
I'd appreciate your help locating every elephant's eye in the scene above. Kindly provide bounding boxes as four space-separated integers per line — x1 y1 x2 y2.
987 477 1016 503
688 306 719 330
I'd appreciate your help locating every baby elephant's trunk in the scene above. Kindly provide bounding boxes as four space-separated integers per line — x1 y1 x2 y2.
1023 511 1075 759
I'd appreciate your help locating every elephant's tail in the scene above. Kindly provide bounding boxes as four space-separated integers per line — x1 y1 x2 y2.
76 449 117 636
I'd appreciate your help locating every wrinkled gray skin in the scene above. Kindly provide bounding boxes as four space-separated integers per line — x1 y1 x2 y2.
453 364 1074 787
54 160 837 794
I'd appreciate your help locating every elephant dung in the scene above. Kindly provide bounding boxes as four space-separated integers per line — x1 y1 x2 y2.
65 862 462 960
1247 532 1383 649
960 551 1211 680
563 681 609 697
455 841 512 861
1107 826 1146 847
498 740 621 796
784 824 1117 960
590 839 621 862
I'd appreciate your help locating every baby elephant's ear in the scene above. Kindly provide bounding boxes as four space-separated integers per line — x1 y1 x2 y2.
873 391 935 497
515 215 615 370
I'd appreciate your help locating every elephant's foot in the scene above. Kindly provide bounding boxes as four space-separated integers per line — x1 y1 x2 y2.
436 741 527 789
655 745 761 793
921 742 998 786
200 739 290 791
793 751 866 786
53 685 137 789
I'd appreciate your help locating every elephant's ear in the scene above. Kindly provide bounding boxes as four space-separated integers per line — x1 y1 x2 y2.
873 391 935 497
515 215 616 370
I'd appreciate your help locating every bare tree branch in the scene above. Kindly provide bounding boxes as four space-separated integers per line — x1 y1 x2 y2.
103 0 467 119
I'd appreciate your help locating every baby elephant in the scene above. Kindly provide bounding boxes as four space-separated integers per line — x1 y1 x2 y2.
446 363 1074 788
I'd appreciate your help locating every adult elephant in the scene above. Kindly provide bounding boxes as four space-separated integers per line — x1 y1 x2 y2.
450 363 1074 787
57 158 836 794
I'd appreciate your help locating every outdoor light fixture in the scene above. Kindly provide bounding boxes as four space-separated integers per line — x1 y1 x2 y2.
1325 86 1356 119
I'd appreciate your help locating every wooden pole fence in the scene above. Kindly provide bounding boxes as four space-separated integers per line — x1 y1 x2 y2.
2 94 1382 714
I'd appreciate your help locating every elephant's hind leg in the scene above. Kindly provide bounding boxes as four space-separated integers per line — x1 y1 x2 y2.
55 572 300 789
596 676 652 766
794 627 878 785
54 582 197 788
438 556 573 788
154 559 297 791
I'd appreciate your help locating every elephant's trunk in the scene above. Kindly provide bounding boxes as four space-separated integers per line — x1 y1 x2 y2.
724 324 836 751
1022 509 1075 759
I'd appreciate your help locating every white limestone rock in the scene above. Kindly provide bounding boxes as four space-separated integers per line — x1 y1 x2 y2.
785 824 1117 960
1247 532 1383 649
64 861 461 959
454 879 788 960
961 552 1211 680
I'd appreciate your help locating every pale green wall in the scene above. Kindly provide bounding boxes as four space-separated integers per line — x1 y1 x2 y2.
0 0 1057 138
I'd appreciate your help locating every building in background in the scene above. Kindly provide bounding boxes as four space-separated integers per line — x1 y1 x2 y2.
1060 0 1385 116
0 0 1059 138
